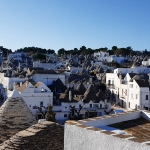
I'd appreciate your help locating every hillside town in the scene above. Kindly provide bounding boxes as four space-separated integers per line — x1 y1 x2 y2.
0 49 150 149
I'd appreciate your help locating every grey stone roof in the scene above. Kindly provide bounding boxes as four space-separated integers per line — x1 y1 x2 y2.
133 74 149 80
49 78 67 93
28 67 44 72
132 62 141 67
143 56 147 61
95 89 107 102
66 74 89 83
83 84 97 103
135 80 149 87
0 121 64 150
75 83 86 95
0 89 36 144
128 73 137 79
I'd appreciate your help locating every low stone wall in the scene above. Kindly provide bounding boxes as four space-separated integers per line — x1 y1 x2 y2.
79 110 141 127
141 110 150 121
0 121 64 150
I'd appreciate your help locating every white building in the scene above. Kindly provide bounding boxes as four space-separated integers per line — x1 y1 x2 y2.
53 84 112 123
27 68 65 85
114 66 150 74
7 52 28 61
53 99 112 123
106 67 150 110
17 81 53 118
33 61 56 70
0 73 26 100
67 66 83 73
94 51 125 63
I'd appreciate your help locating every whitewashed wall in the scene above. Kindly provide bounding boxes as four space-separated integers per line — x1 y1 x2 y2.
32 73 65 85
64 121 150 150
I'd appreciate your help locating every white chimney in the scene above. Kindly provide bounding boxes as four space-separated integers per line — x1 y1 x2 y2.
89 77 92 84
119 73 122 84
26 81 29 87
20 82 22 87
69 90 72 101
18 62 21 71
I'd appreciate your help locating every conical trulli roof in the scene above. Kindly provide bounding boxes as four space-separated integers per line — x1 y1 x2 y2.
83 84 97 103
0 89 37 144
75 83 86 95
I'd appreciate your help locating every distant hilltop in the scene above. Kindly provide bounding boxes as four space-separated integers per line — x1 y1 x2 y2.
0 46 149 57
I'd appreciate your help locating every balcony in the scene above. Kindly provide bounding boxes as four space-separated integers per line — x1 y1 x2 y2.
107 84 115 89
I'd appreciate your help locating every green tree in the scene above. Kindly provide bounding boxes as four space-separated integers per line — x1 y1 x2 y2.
80 46 86 51
74 48 78 51
87 48 93 54
126 46 132 51
58 48 66 56
35 53 46 60
45 106 56 122
0 46 12 56
112 46 117 51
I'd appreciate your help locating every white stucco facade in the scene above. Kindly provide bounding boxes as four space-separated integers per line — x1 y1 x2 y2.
33 61 56 70
31 73 65 85
94 51 125 63
18 81 53 116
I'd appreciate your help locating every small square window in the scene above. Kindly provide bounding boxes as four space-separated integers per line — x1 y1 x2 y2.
33 106 38 109
130 84 133 88
146 95 148 100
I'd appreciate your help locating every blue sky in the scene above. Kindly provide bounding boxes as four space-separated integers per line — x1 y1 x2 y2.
0 0 150 52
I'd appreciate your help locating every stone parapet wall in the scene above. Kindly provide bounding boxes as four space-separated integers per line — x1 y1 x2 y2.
64 110 150 150
64 120 150 150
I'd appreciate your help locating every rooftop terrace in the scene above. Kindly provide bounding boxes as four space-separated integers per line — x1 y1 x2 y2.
109 117 150 143
65 110 150 150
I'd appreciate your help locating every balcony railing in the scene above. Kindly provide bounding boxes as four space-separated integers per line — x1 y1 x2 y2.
107 84 115 89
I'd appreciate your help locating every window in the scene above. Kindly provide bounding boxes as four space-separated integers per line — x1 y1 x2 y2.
33 106 38 109
136 94 138 99
40 101 43 107
112 80 114 85
90 104 92 108
64 114 67 118
130 84 133 88
146 95 148 100
129 102 130 108
100 104 102 108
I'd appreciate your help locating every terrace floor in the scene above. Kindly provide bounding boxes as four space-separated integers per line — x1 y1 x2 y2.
109 117 150 143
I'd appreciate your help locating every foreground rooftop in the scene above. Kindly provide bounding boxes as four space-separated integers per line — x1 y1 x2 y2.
65 110 150 150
